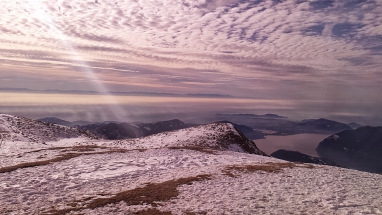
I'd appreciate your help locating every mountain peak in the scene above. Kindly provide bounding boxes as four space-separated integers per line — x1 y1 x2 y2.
1 114 96 142
124 122 267 156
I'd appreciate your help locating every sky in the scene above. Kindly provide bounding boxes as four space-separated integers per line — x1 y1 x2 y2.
0 0 381 124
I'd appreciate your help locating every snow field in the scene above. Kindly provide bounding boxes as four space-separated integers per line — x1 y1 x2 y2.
1 146 382 215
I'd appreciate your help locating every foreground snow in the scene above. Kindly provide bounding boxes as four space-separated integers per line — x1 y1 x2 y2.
1 143 382 214
0 118 382 214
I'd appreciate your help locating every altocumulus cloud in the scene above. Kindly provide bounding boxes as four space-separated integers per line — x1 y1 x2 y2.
0 0 381 98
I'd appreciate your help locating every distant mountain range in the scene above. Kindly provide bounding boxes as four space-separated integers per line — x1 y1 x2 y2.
217 113 287 119
348 122 363 129
295 118 352 134
37 117 265 141
38 115 362 141
316 126 382 173
216 114 356 136
75 119 196 140
38 117 92 127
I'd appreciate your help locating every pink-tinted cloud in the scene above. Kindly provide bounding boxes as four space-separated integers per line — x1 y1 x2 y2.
0 0 381 101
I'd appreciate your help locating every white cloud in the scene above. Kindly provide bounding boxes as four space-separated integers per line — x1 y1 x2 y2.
0 0 381 98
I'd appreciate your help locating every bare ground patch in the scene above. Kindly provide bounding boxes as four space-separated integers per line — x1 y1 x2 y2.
0 147 137 173
168 146 218 155
133 208 172 215
24 145 108 154
42 174 212 215
183 211 207 215
223 162 317 177
223 162 296 177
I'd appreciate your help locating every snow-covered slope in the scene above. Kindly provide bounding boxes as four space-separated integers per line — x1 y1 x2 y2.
1 115 382 214
0 114 96 143
1 144 382 214
114 122 267 156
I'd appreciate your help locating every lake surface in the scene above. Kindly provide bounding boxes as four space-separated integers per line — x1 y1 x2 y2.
255 133 330 157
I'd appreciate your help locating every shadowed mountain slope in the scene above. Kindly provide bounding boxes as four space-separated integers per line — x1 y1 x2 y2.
316 126 382 173
271 149 337 166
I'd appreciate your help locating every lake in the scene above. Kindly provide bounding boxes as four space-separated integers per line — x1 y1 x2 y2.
254 133 330 157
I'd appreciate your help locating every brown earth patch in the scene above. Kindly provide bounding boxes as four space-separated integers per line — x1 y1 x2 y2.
223 162 296 177
133 208 173 215
42 174 212 215
87 174 212 209
0 147 133 173
23 145 108 154
184 211 207 215
24 147 69 154
169 146 218 155
223 162 317 177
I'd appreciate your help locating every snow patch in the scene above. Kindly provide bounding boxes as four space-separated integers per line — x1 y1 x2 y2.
227 144 244 152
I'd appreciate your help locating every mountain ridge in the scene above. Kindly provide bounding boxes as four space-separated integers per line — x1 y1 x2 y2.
77 119 196 140
316 126 382 173
1 114 96 143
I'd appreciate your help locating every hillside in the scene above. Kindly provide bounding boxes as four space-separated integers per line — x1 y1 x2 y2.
0 115 381 214
297 118 352 133
316 126 382 173
116 122 267 155
0 114 95 143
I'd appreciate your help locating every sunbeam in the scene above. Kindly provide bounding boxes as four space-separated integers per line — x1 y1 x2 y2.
25 0 127 120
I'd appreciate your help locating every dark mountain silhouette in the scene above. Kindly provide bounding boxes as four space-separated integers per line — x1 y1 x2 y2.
136 119 193 135
37 117 73 127
216 121 265 139
296 118 352 133
316 126 382 173
348 122 363 129
217 113 286 119
271 149 337 166
78 122 145 139
77 119 195 140
37 117 92 127
216 115 352 136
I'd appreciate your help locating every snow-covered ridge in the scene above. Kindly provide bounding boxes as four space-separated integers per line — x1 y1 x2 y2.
0 114 265 155
113 122 267 155
0 114 96 143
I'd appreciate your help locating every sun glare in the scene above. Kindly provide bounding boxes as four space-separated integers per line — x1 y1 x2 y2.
26 0 127 120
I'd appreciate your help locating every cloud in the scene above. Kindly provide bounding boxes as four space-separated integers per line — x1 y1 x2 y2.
0 0 381 102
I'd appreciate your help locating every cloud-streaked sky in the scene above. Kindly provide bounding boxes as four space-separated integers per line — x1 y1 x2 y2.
0 0 382 123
